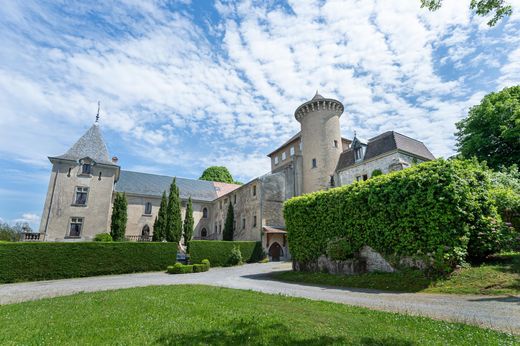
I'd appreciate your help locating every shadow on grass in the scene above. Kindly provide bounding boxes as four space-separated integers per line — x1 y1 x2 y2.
243 270 439 294
155 320 416 345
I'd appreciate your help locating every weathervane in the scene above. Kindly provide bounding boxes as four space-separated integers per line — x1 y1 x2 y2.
95 101 100 123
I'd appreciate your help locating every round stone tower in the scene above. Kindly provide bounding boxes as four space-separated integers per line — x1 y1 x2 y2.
294 92 344 194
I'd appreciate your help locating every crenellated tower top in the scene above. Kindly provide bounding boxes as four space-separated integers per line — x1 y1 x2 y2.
294 91 344 122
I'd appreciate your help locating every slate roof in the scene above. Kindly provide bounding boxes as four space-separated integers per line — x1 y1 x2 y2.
50 124 115 166
115 170 229 202
336 131 435 171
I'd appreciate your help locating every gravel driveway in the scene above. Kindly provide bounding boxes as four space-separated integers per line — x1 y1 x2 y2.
1 262 519 334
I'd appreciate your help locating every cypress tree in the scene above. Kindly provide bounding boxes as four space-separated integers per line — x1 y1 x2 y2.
223 202 234 241
165 178 183 243
183 197 194 247
152 191 168 241
110 192 127 241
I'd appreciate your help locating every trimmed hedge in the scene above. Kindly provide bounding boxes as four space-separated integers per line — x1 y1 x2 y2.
0 242 178 283
189 240 263 267
284 159 503 272
167 263 193 274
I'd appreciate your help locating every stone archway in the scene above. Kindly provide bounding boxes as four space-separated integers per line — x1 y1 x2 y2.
269 242 283 262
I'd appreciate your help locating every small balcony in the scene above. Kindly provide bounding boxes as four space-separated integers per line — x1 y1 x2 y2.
21 233 44 242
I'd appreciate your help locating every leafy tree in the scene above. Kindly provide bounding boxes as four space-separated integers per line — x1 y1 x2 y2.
455 86 520 170
183 197 194 246
223 202 235 241
165 178 183 243
421 0 513 26
0 222 24 242
110 192 128 241
199 166 235 184
152 191 168 241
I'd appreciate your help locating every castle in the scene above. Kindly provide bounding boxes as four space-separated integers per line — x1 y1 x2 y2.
37 93 434 261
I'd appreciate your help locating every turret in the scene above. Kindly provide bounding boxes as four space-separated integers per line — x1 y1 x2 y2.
294 92 344 194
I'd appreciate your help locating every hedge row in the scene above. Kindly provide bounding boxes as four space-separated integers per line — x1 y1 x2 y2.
189 240 263 266
0 242 178 283
167 259 210 274
284 159 504 271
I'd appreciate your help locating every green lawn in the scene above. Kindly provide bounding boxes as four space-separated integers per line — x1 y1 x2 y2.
0 285 517 345
272 253 520 295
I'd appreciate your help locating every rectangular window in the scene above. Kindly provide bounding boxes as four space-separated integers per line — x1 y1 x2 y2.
356 176 362 181
290 146 295 156
69 217 83 237
219 223 222 234
363 174 368 181
234 194 237 205
282 151 286 160
215 224 217 233
82 164 92 175
242 218 246 229
144 202 152 215
224 198 228 205
74 187 89 205
274 156 279 165
299 141 303 151
219 201 222 209
334 140 338 148
355 148 363 161
312 158 317 168
253 215 257 227
252 185 257 196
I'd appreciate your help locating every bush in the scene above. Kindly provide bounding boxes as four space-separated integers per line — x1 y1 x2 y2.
0 242 178 283
201 259 211 271
93 233 113 242
188 240 263 266
371 169 382 177
284 159 504 272
167 263 193 274
226 245 243 266
192 264 205 272
326 238 356 260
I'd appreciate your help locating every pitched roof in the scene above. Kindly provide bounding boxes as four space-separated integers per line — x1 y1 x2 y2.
213 181 241 198
115 170 229 202
50 124 115 165
336 131 435 171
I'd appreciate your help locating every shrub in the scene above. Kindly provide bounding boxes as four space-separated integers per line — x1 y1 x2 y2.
326 238 357 260
188 240 263 266
226 245 243 266
201 259 211 271
167 263 194 274
0 242 178 283
93 233 113 242
284 159 504 272
371 169 383 177
192 264 205 272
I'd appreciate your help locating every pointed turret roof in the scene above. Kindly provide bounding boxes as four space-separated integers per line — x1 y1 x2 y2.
50 124 116 166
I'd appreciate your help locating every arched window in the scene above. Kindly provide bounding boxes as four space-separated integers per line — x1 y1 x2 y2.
201 228 207 238
142 225 150 237
202 207 208 218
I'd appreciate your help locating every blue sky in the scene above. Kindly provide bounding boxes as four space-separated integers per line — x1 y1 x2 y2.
1 0 519 229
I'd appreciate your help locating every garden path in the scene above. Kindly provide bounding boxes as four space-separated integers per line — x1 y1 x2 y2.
1 262 519 334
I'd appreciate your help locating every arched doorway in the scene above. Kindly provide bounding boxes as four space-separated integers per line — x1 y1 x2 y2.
269 242 283 262
141 225 150 240
201 228 207 239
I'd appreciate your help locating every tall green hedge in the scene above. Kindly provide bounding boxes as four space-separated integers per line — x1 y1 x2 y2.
189 240 263 266
284 159 503 271
0 242 178 283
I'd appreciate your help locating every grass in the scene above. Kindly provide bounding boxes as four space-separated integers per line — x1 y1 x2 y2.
272 253 520 295
0 285 517 345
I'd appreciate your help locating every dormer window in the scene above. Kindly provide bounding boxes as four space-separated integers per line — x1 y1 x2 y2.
355 148 363 161
82 163 92 175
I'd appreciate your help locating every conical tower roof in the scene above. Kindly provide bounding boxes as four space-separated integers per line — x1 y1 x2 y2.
51 124 115 165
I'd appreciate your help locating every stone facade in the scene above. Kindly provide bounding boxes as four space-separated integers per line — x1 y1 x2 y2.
337 151 426 186
39 158 117 241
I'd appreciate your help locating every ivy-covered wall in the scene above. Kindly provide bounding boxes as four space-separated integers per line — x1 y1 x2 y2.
284 159 503 271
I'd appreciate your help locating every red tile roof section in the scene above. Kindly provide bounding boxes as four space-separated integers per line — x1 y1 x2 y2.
213 182 241 198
